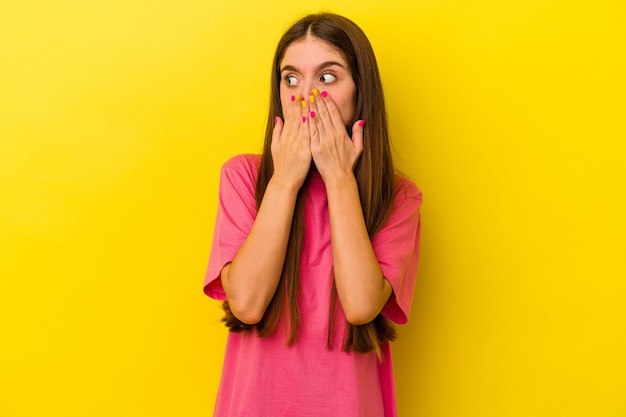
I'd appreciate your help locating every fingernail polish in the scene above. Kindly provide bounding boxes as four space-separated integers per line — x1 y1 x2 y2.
309 95 315 103
301 100 307 109
275 116 279 124
295 95 301 101
312 88 319 96
302 116 307 123
310 111 315 118
291 95 295 102
359 120 365 126
321 91 328 98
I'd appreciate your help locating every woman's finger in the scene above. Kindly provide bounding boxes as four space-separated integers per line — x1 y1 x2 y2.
272 116 283 145
307 91 321 145
316 90 344 135
298 97 311 146
284 94 303 134
350 119 365 158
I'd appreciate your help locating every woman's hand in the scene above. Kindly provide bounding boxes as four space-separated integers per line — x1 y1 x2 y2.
305 90 390 325
307 90 364 185
271 94 313 191
223 95 312 325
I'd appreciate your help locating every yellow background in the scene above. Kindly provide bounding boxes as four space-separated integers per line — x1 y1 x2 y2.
1 0 624 416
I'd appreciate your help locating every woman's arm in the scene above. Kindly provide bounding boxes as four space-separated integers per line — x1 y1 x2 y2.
221 177 300 325
222 97 312 325
308 91 392 325
325 175 393 325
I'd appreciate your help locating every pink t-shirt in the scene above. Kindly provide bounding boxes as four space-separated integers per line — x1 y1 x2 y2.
204 154 422 417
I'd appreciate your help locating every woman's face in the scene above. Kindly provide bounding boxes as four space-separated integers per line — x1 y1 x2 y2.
279 36 357 127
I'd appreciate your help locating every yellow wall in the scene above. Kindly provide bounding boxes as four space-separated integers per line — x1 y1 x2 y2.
1 1 624 416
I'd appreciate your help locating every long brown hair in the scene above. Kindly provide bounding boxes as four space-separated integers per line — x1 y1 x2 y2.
222 13 397 359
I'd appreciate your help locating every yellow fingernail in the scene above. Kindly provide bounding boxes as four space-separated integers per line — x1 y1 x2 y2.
301 100 307 108
309 95 315 103
312 88 319 96
295 95 300 101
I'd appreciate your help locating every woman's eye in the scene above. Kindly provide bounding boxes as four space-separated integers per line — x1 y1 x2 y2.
285 75 298 86
320 73 337 83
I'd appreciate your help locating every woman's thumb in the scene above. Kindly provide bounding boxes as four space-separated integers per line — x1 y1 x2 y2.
351 119 365 153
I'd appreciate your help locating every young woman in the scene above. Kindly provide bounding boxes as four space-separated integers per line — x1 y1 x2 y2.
204 13 422 417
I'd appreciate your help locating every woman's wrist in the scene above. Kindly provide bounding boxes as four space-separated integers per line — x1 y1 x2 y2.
267 174 304 196
321 170 358 193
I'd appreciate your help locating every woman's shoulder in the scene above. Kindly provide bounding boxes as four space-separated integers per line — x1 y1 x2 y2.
219 154 261 189
394 174 423 203
222 154 261 172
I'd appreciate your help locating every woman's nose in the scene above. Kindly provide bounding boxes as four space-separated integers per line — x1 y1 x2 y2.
302 81 317 97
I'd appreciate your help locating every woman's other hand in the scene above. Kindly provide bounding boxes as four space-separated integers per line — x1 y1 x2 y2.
307 89 364 186
271 94 312 191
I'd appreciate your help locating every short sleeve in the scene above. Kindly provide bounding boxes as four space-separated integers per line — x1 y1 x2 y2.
372 178 423 324
203 154 260 300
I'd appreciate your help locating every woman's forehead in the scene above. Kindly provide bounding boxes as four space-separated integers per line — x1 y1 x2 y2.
280 36 347 68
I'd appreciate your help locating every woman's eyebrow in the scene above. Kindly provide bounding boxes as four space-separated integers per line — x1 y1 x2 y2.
280 61 346 73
